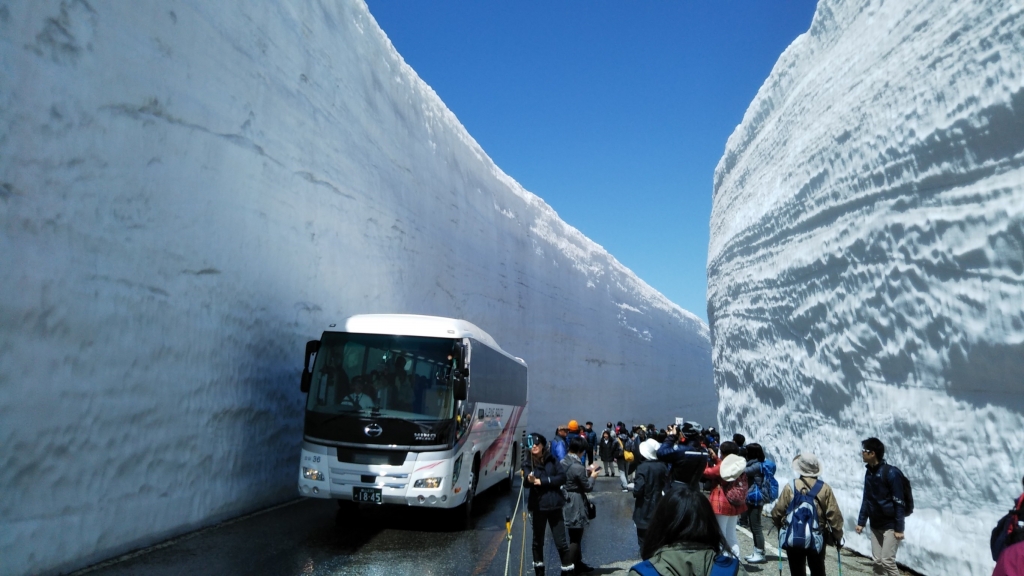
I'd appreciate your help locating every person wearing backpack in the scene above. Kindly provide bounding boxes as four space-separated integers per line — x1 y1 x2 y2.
629 488 749 576
770 453 844 576
991 474 1024 576
740 443 771 564
855 437 906 576
702 441 748 559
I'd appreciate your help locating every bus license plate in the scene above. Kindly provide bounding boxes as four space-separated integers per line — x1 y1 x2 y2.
353 487 382 504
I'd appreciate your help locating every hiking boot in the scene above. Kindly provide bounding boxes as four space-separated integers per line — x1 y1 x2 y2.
744 549 766 564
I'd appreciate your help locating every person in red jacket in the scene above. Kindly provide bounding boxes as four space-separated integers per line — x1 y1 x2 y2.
702 440 748 558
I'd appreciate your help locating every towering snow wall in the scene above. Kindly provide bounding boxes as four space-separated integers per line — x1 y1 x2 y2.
0 2 713 574
708 0 1023 574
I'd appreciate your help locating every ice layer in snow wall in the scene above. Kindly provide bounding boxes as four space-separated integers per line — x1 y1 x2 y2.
0 1 713 574
708 0 1023 574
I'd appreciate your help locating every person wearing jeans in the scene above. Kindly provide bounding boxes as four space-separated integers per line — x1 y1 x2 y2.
742 443 770 564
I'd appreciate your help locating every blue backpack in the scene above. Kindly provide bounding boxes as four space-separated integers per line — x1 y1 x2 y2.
780 479 824 553
746 459 779 506
631 553 738 576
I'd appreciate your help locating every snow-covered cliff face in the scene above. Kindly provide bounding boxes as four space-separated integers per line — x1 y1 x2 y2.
708 0 1023 574
0 2 713 574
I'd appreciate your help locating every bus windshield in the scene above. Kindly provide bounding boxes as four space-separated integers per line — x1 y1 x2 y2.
306 332 457 421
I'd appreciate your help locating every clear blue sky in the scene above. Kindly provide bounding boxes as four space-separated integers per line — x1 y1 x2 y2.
365 1 819 323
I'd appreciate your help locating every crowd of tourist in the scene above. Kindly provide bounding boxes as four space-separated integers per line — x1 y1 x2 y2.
521 418 1014 576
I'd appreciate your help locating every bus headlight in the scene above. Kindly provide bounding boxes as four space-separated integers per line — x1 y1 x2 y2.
302 467 325 481
414 477 443 489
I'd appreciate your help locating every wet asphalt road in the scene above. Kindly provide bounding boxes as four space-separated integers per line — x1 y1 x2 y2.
74 476 917 576
74 476 641 576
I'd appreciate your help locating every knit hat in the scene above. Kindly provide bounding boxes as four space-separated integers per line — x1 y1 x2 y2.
640 438 660 461
791 452 821 477
567 420 580 432
720 454 746 482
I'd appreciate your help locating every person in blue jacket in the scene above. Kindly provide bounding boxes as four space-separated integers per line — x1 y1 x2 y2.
523 433 575 576
551 424 569 462
856 437 905 576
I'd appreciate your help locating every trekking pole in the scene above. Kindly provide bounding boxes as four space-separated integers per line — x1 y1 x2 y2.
836 541 843 576
777 529 783 576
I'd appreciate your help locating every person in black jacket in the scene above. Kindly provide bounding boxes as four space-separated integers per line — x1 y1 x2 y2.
632 438 669 550
598 430 616 477
523 433 575 576
657 422 710 492
855 437 905 576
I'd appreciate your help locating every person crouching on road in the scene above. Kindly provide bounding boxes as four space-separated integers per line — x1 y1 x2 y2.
561 436 600 574
632 438 669 551
770 453 844 576
702 441 748 558
629 487 749 576
523 433 575 576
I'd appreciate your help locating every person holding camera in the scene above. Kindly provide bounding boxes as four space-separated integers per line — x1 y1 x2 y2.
657 422 711 493
523 433 575 576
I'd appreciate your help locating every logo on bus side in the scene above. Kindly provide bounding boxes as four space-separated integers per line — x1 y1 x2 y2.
364 423 383 437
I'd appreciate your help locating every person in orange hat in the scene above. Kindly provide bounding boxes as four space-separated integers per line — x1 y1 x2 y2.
567 420 589 466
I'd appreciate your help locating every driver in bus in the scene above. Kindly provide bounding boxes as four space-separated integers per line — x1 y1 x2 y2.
340 376 375 411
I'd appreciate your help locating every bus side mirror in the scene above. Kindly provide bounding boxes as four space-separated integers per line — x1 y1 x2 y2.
301 339 320 393
454 342 469 377
453 373 467 401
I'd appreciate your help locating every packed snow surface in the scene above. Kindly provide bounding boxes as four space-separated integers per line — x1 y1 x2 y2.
708 0 1023 574
0 1 713 574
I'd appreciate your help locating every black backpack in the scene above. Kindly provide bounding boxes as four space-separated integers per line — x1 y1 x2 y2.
885 464 914 516
991 494 1024 561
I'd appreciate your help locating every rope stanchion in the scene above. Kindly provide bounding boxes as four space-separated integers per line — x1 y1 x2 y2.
503 471 525 576
502 430 530 576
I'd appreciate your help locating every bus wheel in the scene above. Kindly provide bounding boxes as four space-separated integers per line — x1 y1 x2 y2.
455 458 479 529
502 443 518 492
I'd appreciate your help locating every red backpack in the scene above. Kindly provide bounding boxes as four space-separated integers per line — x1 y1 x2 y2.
724 475 748 507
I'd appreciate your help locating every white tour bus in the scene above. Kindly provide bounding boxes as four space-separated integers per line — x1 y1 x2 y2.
296 314 528 525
